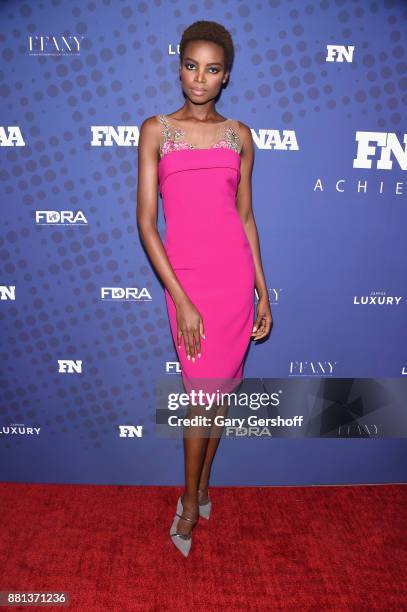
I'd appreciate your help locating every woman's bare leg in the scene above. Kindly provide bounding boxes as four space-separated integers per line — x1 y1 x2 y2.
198 399 229 503
175 401 214 537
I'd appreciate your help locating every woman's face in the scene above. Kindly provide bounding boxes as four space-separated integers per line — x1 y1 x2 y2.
179 40 229 104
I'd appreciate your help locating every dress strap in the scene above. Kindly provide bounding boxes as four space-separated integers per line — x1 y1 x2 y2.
157 114 171 160
221 120 242 155
158 114 172 141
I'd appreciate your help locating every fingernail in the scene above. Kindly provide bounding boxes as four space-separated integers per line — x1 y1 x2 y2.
187 355 190 360
192 357 195 362
198 353 201 358
202 334 205 339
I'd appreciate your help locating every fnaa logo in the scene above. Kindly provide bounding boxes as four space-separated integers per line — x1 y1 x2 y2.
0 286 16 301
0 127 25 146
326 45 355 63
91 126 139 146
251 128 298 151
58 360 83 374
353 132 407 170
119 425 143 438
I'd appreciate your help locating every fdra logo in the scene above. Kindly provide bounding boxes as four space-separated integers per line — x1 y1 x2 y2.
35 211 88 225
58 360 83 374
0 286 16 301
0 127 25 146
353 132 407 170
28 35 84 56
100 287 152 301
326 45 355 63
90 126 139 146
118 425 143 438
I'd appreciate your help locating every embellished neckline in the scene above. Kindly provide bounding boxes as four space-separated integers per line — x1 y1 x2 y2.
158 113 241 162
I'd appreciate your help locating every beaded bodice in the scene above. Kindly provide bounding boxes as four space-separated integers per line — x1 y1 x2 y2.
157 114 242 161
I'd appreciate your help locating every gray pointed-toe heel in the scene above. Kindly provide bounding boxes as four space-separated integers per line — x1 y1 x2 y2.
169 496 198 558
198 490 212 520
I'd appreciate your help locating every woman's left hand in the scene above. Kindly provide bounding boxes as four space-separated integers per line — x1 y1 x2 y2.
251 296 273 341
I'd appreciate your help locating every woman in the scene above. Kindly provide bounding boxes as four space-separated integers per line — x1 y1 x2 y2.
137 20 272 557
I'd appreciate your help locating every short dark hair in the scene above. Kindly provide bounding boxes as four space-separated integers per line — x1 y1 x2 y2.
179 20 235 73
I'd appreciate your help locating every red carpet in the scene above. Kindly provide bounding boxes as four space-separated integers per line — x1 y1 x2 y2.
0 483 406 610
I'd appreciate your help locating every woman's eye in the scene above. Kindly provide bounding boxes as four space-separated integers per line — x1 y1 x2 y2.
184 63 219 74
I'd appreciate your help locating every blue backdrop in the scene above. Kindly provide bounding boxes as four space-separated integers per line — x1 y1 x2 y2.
0 0 406 486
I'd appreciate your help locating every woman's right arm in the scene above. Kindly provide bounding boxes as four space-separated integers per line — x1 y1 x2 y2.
136 117 204 361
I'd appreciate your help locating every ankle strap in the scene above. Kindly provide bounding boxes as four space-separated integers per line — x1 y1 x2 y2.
176 512 195 523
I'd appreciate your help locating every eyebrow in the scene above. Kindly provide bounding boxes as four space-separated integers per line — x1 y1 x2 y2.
184 56 223 66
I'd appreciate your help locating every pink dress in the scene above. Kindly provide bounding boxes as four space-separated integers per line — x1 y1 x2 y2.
157 114 256 399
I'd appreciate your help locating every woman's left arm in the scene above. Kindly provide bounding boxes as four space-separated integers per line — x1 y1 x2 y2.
236 121 273 341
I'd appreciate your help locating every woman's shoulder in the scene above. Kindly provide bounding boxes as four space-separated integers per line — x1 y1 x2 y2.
230 119 253 149
138 115 167 143
228 118 251 145
139 114 161 132
232 118 250 133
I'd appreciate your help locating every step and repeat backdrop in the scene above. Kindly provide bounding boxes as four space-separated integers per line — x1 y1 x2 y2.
1 0 406 486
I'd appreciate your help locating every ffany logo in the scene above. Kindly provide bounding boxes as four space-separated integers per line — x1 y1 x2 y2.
353 132 407 171
28 35 84 56
255 287 281 305
58 360 83 373
35 211 88 225
338 423 382 438
100 288 152 301
251 128 298 151
0 286 16 301
91 126 139 146
326 45 355 63
289 361 337 376
353 291 403 306
0 127 25 146
118 425 143 438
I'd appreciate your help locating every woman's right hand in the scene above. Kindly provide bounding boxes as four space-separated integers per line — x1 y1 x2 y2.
175 298 205 361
